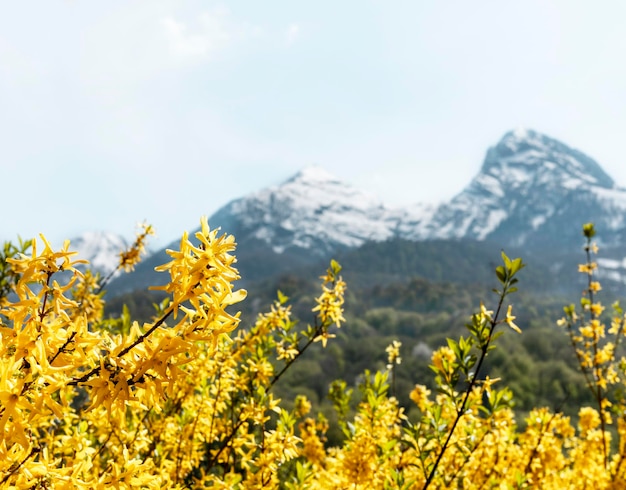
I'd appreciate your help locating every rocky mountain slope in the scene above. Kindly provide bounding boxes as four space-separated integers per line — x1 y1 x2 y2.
208 166 399 256
412 128 626 249
196 128 626 254
106 129 626 295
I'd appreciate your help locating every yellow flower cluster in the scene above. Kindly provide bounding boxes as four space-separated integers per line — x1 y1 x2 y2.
118 223 155 273
0 217 355 488
386 339 402 369
0 218 252 487
4 219 626 489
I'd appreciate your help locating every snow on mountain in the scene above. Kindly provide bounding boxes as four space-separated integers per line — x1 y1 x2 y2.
106 167 438 293
597 257 626 284
408 128 626 248
204 129 626 260
104 128 626 296
208 165 429 257
390 202 438 238
70 232 129 277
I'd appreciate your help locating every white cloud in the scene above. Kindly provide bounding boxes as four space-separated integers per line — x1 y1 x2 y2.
77 4 263 91
162 7 258 60
285 23 300 45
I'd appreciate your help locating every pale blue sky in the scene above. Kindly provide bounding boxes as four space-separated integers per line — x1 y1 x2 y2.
2 1 626 248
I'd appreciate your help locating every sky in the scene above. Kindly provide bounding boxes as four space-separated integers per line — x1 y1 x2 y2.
2 1 626 249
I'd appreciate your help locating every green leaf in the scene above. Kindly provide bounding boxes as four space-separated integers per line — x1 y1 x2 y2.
495 266 507 284
277 289 288 305
501 251 512 270
510 257 525 275
447 338 461 359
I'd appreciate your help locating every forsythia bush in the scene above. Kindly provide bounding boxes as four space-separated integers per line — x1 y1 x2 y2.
1 218 625 489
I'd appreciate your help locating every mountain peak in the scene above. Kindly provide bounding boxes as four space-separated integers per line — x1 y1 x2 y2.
414 128 625 246
498 127 545 149
204 163 404 258
486 128 615 188
286 165 340 185
107 129 626 296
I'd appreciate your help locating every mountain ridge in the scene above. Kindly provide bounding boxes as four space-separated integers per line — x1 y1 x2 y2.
406 128 626 248
203 128 626 251
104 128 626 296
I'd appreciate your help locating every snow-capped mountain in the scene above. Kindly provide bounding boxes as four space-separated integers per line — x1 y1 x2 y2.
106 166 437 293
206 129 626 255
106 128 626 296
70 232 129 277
411 128 626 248
207 165 434 257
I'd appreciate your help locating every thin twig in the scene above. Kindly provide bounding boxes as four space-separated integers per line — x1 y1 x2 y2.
68 305 174 386
423 292 507 489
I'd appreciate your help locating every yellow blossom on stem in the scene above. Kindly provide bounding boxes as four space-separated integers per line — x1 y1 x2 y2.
410 384 432 412
578 262 598 274
590 302 605 316
432 346 456 374
578 406 601 433
505 304 521 333
386 340 402 368
118 222 155 273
